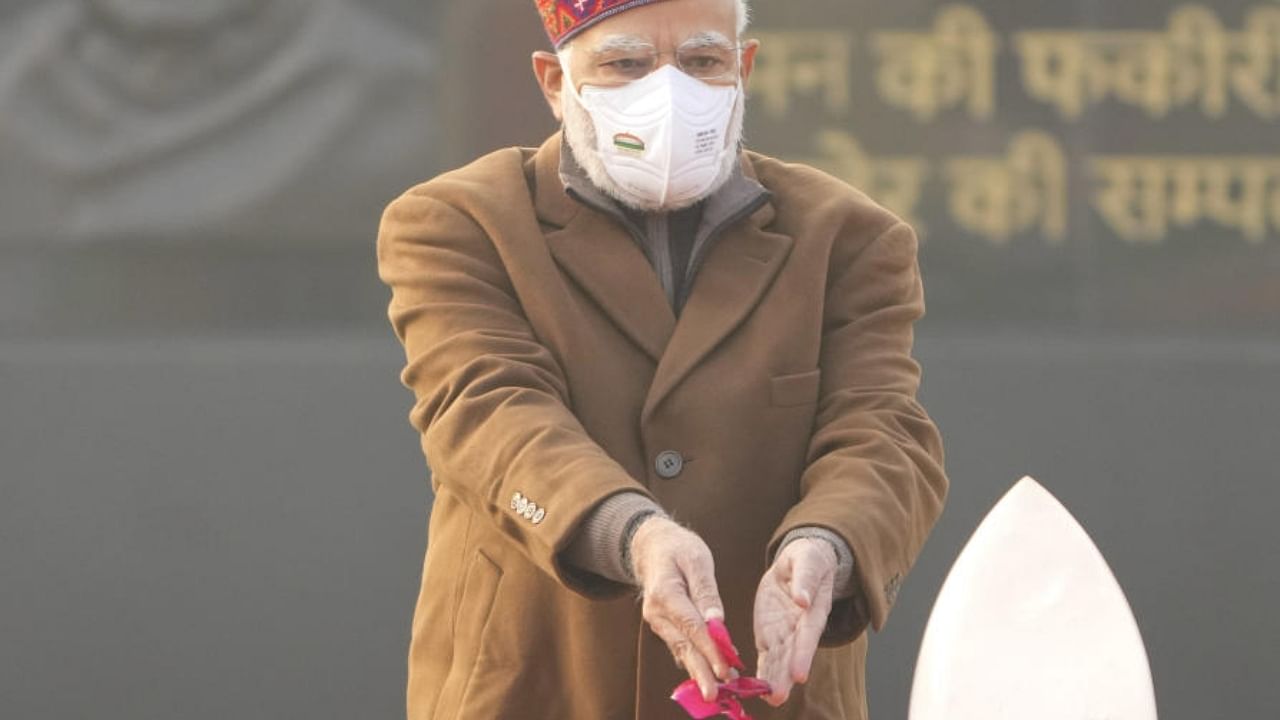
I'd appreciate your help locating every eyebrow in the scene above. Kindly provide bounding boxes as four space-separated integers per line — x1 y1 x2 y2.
592 34 657 54
591 30 736 55
678 31 735 50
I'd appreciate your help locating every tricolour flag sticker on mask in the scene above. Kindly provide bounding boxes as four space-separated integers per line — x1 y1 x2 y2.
613 132 646 153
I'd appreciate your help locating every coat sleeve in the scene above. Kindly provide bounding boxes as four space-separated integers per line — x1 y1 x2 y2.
376 185 659 600
765 218 948 646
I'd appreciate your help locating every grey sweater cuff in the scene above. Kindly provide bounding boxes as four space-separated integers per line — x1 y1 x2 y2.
779 526 858 600
562 492 668 585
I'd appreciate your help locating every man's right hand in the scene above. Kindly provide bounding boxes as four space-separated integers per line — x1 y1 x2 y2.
629 516 732 702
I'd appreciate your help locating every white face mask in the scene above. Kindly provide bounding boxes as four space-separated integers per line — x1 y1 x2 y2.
563 61 743 211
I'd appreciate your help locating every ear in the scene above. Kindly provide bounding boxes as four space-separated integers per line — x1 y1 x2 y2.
739 38 760 87
532 50 566 123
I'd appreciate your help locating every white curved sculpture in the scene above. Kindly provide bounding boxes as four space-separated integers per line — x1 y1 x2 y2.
910 476 1158 720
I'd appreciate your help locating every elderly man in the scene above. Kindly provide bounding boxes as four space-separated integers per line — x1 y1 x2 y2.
376 1 947 718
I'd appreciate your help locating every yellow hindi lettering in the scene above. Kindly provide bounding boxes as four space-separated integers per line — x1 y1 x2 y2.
1229 5 1280 119
1106 30 1180 118
750 32 853 119
1013 31 1099 120
1017 4 1280 120
1091 155 1280 243
1167 5 1230 118
1092 158 1173 242
1014 28 1185 119
945 131 1068 245
872 4 998 121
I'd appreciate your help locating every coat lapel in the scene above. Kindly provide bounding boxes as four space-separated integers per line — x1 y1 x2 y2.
544 212 676 363
535 134 676 363
642 213 794 426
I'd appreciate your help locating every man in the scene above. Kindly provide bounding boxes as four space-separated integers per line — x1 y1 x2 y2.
376 1 947 718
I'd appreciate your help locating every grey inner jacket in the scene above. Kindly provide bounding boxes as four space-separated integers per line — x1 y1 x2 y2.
554 135 857 599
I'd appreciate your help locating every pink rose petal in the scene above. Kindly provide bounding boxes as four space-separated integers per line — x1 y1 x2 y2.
671 679 728 719
706 618 746 671
721 698 751 720
672 620 771 719
671 675 772 719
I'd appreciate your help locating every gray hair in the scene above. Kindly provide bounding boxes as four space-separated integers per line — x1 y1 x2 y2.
735 0 751 35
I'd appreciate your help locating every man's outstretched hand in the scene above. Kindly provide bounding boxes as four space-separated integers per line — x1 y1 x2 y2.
752 537 838 706
631 517 733 702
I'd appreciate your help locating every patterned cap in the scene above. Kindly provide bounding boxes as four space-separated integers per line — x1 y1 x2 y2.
535 0 674 48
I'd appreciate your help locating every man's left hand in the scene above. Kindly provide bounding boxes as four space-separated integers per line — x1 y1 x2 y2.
752 537 837 706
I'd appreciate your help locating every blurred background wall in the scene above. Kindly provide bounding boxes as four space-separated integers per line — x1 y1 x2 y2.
2 1 1276 718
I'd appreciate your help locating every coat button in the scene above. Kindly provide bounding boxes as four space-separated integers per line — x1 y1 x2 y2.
654 450 684 479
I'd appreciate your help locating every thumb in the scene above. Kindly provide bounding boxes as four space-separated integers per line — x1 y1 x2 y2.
791 581 812 609
682 549 724 621
788 550 828 609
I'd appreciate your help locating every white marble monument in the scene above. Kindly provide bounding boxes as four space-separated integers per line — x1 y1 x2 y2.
910 477 1158 719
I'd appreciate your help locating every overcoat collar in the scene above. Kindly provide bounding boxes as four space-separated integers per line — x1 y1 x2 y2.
529 132 793 425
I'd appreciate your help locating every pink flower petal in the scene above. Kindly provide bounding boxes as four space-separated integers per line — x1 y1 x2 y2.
672 675 773 719
671 679 725 719
672 620 770 720
721 697 751 720
706 618 746 671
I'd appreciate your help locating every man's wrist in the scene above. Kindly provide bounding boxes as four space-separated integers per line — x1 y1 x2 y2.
620 509 664 584
561 491 668 586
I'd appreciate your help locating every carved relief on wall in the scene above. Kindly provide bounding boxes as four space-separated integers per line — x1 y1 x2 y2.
0 0 437 246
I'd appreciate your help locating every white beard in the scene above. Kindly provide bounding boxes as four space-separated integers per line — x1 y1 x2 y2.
560 80 747 213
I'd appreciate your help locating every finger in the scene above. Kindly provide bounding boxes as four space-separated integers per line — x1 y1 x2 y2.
758 645 794 706
681 642 720 703
755 613 795 701
675 559 732 680
676 597 733 682
652 616 720 702
646 574 730 682
789 583 834 685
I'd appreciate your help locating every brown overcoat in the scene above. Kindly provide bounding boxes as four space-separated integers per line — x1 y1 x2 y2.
376 132 948 720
